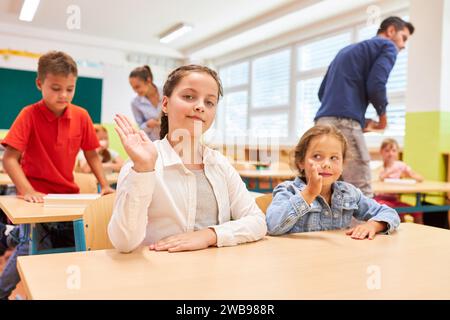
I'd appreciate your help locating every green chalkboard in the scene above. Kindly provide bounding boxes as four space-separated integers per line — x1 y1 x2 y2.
0 67 102 129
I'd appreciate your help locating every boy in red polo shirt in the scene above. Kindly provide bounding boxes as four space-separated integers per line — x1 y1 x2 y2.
0 51 114 299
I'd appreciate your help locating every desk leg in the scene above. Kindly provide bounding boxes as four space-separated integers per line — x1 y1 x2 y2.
20 224 35 255
73 219 86 251
415 193 422 206
29 224 39 255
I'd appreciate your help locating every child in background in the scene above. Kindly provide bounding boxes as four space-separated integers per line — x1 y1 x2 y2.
378 138 423 182
266 125 400 239
129 65 161 141
0 51 114 299
374 138 423 224
78 124 124 174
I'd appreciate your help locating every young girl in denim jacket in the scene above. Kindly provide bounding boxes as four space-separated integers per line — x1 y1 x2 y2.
266 125 400 240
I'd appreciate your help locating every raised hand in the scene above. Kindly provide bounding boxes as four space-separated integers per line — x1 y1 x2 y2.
301 159 322 204
114 114 158 172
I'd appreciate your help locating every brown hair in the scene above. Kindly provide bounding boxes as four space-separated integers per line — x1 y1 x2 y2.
380 138 400 152
37 51 78 82
93 124 111 163
294 124 348 177
160 64 223 139
377 16 415 35
129 65 154 83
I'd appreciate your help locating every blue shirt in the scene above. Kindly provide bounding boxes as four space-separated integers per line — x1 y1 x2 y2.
266 177 400 235
131 92 161 141
315 36 398 128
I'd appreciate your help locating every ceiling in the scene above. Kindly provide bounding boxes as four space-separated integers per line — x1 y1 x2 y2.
0 0 395 60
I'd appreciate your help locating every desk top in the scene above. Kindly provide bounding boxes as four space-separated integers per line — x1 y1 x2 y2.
17 223 450 299
0 196 85 224
238 169 297 179
372 180 450 194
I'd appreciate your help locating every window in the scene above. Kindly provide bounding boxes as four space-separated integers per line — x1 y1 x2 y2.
250 113 289 138
217 50 290 141
217 62 250 138
220 62 249 88
252 49 290 108
223 91 248 137
296 77 322 137
298 33 352 72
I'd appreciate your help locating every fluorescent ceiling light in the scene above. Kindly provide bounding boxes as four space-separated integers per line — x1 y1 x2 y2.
159 23 193 44
19 0 40 22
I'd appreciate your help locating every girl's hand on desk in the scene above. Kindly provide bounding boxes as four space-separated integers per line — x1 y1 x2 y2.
149 228 217 252
114 114 158 172
345 220 387 240
21 191 46 203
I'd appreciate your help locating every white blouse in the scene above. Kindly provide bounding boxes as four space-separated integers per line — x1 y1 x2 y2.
108 137 267 253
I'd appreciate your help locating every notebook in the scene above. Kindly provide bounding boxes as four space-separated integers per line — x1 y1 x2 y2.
43 193 101 208
383 178 417 185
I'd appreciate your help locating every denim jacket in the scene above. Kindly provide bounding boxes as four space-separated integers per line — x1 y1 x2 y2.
266 177 400 235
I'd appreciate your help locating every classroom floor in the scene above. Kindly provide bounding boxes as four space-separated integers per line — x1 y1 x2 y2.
0 249 27 300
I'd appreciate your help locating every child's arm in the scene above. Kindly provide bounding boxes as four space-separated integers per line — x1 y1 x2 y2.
346 187 400 240
266 184 307 235
83 150 114 195
3 146 46 202
78 157 93 173
108 114 159 253
403 166 424 182
364 114 387 132
267 160 322 235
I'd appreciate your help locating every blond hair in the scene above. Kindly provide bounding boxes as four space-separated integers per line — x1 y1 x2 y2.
380 138 400 151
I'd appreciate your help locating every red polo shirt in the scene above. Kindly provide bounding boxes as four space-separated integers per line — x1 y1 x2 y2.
2 100 99 194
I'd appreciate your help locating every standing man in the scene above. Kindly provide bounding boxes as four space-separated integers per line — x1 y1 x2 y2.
315 16 414 197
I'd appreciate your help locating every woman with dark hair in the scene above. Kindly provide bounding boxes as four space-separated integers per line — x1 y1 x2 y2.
129 65 161 141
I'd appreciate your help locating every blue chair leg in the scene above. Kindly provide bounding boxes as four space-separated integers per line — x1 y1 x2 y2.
73 219 86 251
29 224 38 255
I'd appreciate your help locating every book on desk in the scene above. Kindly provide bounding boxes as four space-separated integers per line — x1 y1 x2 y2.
43 194 101 208
383 178 417 184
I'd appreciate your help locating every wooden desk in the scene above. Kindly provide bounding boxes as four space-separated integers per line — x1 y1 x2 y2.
17 223 450 300
0 173 12 185
0 196 84 224
372 180 450 214
0 196 87 254
372 180 450 194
